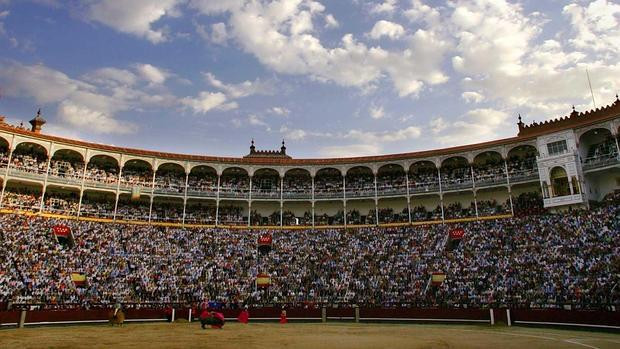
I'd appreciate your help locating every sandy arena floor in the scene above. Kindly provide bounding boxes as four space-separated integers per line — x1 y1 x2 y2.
1 322 619 349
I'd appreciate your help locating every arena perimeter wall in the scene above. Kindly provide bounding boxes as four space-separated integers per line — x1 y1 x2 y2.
1 307 618 330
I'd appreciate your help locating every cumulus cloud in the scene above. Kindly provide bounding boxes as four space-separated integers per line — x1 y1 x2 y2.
189 0 449 97
57 101 137 134
204 72 274 98
370 0 398 15
88 0 183 43
431 108 510 146
135 63 169 84
0 61 185 134
563 0 620 54
181 91 237 114
319 143 382 158
369 104 385 119
368 20 405 40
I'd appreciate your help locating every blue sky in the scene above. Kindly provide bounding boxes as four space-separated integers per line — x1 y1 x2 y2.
0 0 618 158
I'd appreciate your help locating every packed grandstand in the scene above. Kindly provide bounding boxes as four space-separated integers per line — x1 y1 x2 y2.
0 98 619 311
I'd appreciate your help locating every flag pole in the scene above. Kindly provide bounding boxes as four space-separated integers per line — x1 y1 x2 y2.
586 68 596 108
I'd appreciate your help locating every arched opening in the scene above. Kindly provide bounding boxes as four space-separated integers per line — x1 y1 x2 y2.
409 161 439 193
282 201 312 225
218 200 248 225
1 179 42 211
154 163 186 194
410 194 441 222
11 142 48 175
550 166 570 197
251 201 280 226
116 193 150 221
315 168 343 199
121 159 153 189
443 192 476 219
0 137 10 167
441 157 472 190
85 155 119 187
511 183 544 216
507 145 538 182
80 190 116 219
345 166 374 198
220 167 250 199
476 187 510 216
187 165 218 196
151 197 184 222
580 128 617 169
42 185 80 216
473 151 506 186
185 199 216 224
315 200 344 226
283 168 312 199
377 164 406 196
347 199 374 225
252 168 280 199
378 197 408 224
49 149 84 183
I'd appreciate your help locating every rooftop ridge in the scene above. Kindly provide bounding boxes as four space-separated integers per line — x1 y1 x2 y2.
518 96 620 137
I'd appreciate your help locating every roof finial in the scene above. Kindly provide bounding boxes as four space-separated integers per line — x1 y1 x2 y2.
518 113 522 123
572 105 575 112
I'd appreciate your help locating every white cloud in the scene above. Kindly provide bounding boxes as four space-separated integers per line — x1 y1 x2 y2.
319 143 382 157
370 0 398 14
0 61 179 134
57 101 137 134
181 91 237 114
268 106 290 115
344 126 422 143
210 22 229 44
88 0 183 43
204 72 273 98
369 104 385 119
368 20 405 40
324 14 339 28
431 108 510 145
83 67 138 87
135 63 169 84
461 91 484 103
190 0 449 97
563 0 620 54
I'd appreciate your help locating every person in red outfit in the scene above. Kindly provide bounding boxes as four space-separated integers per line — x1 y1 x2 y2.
279 309 288 324
237 306 249 324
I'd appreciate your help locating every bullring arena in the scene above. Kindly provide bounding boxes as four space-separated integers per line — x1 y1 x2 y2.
1 98 620 348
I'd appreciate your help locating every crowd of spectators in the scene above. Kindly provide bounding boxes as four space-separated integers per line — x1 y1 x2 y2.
1 196 617 309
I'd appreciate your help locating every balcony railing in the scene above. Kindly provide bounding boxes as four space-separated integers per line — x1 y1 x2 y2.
582 153 620 170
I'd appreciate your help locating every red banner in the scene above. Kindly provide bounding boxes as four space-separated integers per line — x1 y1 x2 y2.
52 224 71 237
258 234 272 246
449 228 465 240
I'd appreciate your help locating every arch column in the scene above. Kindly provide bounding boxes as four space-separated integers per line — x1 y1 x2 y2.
248 175 253 227
438 167 444 222
182 169 189 226
470 164 478 218
503 158 514 216
343 174 347 227
76 152 89 219
373 170 379 226
38 141 54 213
280 175 284 227
215 174 221 226
148 166 156 223
113 155 124 221
0 134 16 207
311 175 315 228
405 171 411 224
